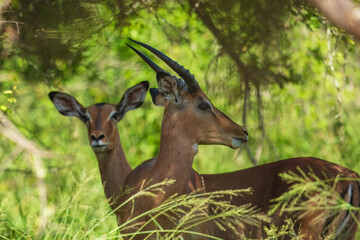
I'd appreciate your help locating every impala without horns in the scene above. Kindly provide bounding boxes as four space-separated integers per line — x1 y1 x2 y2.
49 82 149 207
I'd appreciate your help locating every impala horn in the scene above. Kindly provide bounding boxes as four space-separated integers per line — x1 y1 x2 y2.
128 38 200 93
126 43 168 74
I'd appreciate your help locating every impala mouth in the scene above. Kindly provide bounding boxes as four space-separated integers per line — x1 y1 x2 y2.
231 136 248 148
91 142 108 152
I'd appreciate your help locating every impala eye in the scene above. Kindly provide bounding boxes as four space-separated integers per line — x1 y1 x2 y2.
197 102 211 111
111 112 120 120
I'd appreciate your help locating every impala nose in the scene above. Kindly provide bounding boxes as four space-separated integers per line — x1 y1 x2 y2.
90 132 108 152
91 133 105 142
231 129 248 148
238 128 248 142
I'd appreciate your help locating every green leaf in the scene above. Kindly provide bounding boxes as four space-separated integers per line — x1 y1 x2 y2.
0 105 7 111
3 90 13 95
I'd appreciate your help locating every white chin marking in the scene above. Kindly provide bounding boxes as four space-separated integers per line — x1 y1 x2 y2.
91 144 108 152
231 139 242 148
192 143 198 154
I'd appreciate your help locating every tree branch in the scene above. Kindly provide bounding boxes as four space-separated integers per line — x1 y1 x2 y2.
187 0 249 79
0 111 48 237
306 0 360 41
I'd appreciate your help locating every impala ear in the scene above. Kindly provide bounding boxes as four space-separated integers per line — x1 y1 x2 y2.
49 91 86 120
117 81 149 115
156 72 181 103
150 88 167 107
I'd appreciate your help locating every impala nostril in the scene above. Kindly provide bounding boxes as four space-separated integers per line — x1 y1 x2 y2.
98 134 105 141
90 134 97 141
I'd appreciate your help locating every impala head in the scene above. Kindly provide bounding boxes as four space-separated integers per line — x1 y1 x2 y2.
49 81 149 153
127 39 248 149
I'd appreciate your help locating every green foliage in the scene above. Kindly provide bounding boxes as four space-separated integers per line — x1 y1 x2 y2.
264 219 303 240
1 0 360 239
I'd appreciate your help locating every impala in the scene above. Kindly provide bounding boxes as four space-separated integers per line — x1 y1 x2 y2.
127 39 360 239
118 40 248 238
49 82 203 215
49 82 150 208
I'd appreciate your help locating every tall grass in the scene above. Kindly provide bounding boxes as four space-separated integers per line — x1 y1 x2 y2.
105 179 267 239
269 169 360 239
0 176 267 239
1 155 360 239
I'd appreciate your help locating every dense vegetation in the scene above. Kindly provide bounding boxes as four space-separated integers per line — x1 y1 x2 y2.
1 0 360 238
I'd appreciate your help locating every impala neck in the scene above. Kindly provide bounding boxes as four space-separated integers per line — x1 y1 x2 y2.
152 112 197 197
94 131 131 202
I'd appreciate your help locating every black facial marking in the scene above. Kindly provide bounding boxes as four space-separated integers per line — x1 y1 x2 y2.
95 106 103 130
81 114 89 123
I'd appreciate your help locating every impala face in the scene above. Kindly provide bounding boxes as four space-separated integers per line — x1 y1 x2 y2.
151 73 248 149
49 81 149 153
84 104 120 152
127 40 248 149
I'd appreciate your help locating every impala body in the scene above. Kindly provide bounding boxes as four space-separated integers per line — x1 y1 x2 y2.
203 157 360 239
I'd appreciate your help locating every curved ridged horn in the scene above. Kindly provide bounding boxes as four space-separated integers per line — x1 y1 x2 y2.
129 38 199 93
126 43 168 74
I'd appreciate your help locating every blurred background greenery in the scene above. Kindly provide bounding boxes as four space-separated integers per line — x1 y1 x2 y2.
1 0 360 238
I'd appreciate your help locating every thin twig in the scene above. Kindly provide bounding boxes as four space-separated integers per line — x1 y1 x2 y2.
255 86 264 161
32 153 47 238
243 81 257 166
204 51 222 92
326 28 345 148
255 86 279 161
